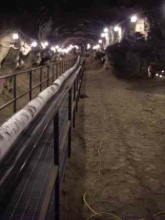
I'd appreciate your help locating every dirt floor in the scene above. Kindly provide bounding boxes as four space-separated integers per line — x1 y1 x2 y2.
61 57 165 220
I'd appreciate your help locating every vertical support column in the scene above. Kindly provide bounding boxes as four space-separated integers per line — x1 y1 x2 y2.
60 61 62 76
62 60 63 73
53 64 55 83
76 76 79 112
64 59 66 72
66 58 68 70
54 111 60 220
56 63 59 79
79 68 84 98
29 70 32 101
47 66 50 87
73 80 76 128
13 75 17 113
40 68 43 92
68 88 72 158
77 70 80 102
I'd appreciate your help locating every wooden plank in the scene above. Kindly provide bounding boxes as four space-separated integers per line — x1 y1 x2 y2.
39 165 58 220
60 121 71 150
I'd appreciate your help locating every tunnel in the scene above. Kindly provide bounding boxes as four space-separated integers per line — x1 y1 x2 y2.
1 0 165 220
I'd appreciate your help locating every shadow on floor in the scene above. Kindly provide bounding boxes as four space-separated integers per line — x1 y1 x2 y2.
126 79 165 95
60 71 87 220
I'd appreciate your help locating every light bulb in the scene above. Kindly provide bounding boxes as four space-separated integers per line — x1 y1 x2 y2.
131 15 138 23
31 41 38 47
13 33 19 40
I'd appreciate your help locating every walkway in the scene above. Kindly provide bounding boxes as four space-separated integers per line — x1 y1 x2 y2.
61 57 165 220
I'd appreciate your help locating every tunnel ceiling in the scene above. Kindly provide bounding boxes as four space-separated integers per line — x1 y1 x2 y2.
0 0 162 46
46 0 132 46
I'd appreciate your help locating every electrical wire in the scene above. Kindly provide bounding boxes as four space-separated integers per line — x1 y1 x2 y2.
83 128 123 220
83 193 122 220
82 126 165 220
91 140 102 184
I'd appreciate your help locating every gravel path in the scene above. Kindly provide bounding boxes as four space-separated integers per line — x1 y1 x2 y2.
61 57 165 220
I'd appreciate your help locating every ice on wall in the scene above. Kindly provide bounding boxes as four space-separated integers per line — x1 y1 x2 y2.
0 56 81 161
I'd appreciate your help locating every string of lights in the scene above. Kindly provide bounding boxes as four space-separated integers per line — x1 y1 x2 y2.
0 32 80 54
90 5 165 51
1 5 165 54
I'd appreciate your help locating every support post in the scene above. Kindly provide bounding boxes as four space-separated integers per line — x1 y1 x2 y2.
54 111 60 220
73 80 76 128
76 76 79 112
29 70 32 101
40 68 43 92
68 89 72 157
56 63 59 79
13 75 17 113
47 66 50 87
53 65 55 83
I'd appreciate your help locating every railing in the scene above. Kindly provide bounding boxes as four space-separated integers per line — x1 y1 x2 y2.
0 57 75 124
0 57 85 220
39 61 85 220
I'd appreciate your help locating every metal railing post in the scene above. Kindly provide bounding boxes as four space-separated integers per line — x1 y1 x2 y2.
29 70 32 101
40 68 43 92
61 61 63 75
53 64 55 83
56 63 59 79
77 71 80 102
68 88 72 158
62 60 64 74
13 75 17 113
47 66 50 87
73 80 76 128
65 60 67 70
79 67 84 97
66 59 68 69
63 60 65 72
54 111 60 220
76 76 79 112
60 61 62 76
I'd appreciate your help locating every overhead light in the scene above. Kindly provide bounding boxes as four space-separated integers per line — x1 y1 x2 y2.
12 33 19 40
114 26 120 32
104 28 109 33
98 39 102 43
162 70 164 73
31 41 38 47
104 33 108 38
51 46 55 51
57 48 62 52
160 75 163 78
93 45 100 50
87 44 91 49
55 45 59 49
44 41 49 47
131 15 138 23
63 48 69 53
101 33 104 37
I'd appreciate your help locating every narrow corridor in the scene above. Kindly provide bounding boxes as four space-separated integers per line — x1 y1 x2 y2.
61 57 165 220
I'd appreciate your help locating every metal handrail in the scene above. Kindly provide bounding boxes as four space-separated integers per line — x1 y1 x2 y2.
0 57 85 220
0 62 58 79
0 57 75 124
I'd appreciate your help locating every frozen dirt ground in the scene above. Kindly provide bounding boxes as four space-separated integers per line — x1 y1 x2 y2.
61 57 165 220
